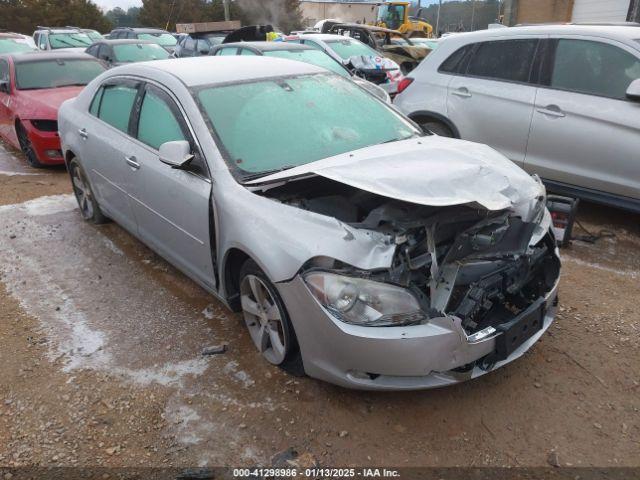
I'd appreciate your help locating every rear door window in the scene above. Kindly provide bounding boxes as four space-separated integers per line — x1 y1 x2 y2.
94 82 139 133
549 39 640 100
465 39 538 83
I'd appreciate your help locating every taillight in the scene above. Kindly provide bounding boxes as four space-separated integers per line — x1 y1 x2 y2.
396 77 414 94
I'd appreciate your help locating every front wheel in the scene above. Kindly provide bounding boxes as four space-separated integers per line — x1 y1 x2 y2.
16 122 44 168
239 260 303 374
69 158 108 224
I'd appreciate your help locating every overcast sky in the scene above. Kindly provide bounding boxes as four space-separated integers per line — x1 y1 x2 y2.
94 0 444 15
95 0 141 12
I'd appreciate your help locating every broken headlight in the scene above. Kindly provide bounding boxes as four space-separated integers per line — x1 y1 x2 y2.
304 272 426 327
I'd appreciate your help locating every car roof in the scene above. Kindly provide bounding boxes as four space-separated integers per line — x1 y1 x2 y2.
294 33 354 42
9 51 95 63
111 27 170 34
94 39 157 45
0 33 24 39
35 27 84 34
221 42 314 52
115 56 325 87
444 24 640 44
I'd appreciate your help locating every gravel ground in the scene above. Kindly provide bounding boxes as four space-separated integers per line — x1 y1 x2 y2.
0 140 638 471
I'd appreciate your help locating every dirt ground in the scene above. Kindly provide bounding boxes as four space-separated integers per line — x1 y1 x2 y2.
0 140 638 471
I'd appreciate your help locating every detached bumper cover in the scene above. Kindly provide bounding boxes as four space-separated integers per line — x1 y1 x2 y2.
277 272 559 391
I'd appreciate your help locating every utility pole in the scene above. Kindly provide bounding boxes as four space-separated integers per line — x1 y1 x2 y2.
435 0 442 37
223 0 231 21
470 0 476 31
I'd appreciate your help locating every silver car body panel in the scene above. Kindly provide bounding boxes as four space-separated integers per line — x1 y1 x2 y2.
59 56 560 389
393 25 640 208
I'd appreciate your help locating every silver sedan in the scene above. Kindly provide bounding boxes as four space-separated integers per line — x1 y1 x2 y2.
58 56 560 390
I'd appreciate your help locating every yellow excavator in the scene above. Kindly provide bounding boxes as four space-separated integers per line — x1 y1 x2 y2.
374 1 433 38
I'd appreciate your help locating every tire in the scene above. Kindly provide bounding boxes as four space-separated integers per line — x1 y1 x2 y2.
16 122 44 168
420 120 454 138
69 158 108 224
238 259 304 376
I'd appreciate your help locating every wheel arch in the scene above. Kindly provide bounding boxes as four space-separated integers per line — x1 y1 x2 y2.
408 110 460 138
222 247 253 312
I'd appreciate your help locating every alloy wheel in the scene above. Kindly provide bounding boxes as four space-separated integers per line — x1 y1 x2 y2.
240 274 288 365
71 166 94 220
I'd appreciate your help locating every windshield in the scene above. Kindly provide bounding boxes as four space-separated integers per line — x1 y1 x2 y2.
85 30 103 41
0 38 35 54
203 34 225 46
411 38 439 49
264 50 350 78
138 33 177 46
196 74 417 178
325 38 379 60
377 4 406 30
113 43 170 62
15 59 105 90
49 33 92 48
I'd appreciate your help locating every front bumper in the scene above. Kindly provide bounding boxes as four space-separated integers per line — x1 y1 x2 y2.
23 120 64 165
277 270 559 391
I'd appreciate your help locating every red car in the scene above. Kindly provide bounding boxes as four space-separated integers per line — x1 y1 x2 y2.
0 52 105 167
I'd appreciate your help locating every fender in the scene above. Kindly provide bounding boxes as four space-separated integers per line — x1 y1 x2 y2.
408 110 460 138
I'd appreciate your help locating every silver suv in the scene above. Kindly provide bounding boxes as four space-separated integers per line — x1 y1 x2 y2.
394 25 640 212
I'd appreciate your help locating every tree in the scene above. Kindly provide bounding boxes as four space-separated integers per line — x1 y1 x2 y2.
236 0 303 33
138 0 217 30
0 0 112 34
105 6 140 28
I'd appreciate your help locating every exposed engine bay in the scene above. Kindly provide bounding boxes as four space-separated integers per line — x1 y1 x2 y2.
261 176 560 336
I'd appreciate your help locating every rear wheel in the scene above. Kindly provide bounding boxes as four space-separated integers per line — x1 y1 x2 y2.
69 158 108 224
239 260 303 374
16 122 44 168
420 120 454 138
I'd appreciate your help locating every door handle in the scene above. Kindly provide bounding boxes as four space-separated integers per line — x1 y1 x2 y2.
451 87 472 98
78 128 88 139
537 105 565 118
124 155 140 170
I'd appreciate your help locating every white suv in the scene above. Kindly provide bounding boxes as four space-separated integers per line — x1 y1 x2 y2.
394 24 640 212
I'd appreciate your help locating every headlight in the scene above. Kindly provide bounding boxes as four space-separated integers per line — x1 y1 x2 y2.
304 272 427 327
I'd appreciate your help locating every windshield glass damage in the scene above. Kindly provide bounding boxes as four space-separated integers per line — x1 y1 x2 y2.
196 74 418 178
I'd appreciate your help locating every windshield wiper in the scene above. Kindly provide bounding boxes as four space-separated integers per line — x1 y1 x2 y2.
241 165 296 182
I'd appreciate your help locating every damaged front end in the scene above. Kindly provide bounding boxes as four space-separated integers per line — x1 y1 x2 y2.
262 175 560 387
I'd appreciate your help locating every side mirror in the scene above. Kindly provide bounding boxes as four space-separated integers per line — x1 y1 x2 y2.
0 80 10 94
626 79 640 102
159 140 194 169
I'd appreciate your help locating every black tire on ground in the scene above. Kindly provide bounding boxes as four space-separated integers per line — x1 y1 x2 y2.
420 120 454 138
239 259 305 376
68 158 108 224
16 122 44 168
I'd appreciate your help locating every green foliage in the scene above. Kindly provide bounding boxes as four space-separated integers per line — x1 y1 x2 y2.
0 0 112 34
105 6 141 28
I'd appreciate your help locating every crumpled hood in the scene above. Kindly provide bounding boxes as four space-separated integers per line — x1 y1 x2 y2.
249 136 542 211
17 86 84 119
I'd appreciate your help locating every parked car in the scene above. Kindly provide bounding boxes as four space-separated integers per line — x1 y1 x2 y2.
73 28 104 42
86 39 171 67
394 24 640 213
210 42 390 103
33 27 94 51
108 28 178 54
58 56 559 390
174 32 227 57
286 33 404 95
326 23 430 74
0 33 37 54
0 52 106 167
